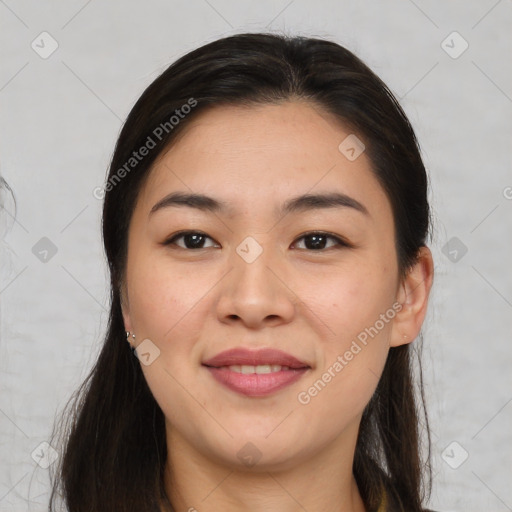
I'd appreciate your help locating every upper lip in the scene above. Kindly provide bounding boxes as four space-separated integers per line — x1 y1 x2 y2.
202 348 310 369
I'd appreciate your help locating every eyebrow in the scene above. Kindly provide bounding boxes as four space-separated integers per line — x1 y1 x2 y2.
149 191 369 217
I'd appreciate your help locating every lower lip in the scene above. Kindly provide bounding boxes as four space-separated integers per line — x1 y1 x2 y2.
204 366 309 397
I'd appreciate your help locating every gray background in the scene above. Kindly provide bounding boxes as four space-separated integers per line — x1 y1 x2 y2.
1 1 511 511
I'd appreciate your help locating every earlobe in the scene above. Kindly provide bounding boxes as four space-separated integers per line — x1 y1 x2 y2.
390 246 434 347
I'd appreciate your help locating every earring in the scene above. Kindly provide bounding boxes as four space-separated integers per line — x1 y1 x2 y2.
125 331 136 346
125 331 136 354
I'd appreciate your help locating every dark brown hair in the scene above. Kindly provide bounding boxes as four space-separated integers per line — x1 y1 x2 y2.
50 33 432 512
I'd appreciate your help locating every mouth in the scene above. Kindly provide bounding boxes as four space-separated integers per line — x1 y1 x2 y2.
202 347 311 397
208 364 300 374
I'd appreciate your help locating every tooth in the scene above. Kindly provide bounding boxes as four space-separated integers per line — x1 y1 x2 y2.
226 364 287 374
255 365 272 374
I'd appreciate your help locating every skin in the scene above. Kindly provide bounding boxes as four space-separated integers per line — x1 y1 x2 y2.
121 101 434 512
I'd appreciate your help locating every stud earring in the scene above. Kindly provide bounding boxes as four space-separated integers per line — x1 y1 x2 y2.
125 331 136 354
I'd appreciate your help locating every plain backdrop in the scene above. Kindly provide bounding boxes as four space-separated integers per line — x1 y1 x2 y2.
1 1 511 511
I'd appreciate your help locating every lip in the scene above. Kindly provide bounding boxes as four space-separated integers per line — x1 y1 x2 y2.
202 348 311 397
202 348 310 369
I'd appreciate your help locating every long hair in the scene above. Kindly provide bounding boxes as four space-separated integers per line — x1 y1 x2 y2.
50 33 432 512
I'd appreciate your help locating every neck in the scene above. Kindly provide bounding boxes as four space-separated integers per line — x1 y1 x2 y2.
162 422 367 512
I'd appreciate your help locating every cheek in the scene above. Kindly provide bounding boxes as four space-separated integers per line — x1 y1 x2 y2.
300 260 397 338
127 257 221 384
130 264 214 425
128 257 206 337
297 261 396 394
295 274 394 426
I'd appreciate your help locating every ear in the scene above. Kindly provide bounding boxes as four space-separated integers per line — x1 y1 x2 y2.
390 246 434 347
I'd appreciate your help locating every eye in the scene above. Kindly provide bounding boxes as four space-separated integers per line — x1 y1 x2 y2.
163 230 350 251
291 231 349 251
163 231 219 250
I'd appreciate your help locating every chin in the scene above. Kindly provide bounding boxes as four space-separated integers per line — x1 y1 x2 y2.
204 433 311 473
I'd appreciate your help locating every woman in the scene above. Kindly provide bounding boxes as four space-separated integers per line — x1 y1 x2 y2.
50 33 436 512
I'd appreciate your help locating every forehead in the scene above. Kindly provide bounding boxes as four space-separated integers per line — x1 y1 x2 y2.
136 101 393 223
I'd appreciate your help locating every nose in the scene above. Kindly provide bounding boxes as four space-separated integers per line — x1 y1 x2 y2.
215 243 296 329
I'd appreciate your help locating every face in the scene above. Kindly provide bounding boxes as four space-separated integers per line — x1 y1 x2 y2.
121 101 417 472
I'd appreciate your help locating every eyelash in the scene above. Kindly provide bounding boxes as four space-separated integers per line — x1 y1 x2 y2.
162 230 351 251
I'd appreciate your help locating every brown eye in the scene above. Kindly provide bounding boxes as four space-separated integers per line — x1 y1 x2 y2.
164 231 219 249
292 232 348 251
